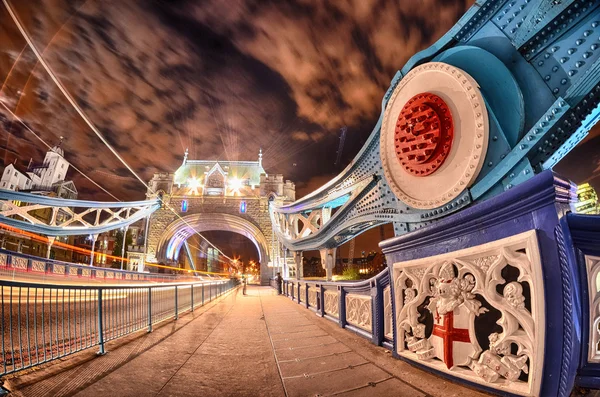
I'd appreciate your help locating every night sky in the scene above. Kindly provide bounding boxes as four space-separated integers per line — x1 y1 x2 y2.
0 0 599 260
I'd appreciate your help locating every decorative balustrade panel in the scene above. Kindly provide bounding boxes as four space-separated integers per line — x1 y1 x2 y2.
299 285 306 304
11 256 27 270
96 270 105 278
0 253 7 267
31 260 46 273
345 293 372 332
324 289 339 318
393 230 543 396
52 264 65 275
308 287 318 308
69 267 78 276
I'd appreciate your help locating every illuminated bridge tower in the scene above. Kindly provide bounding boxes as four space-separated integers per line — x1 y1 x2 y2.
144 149 295 284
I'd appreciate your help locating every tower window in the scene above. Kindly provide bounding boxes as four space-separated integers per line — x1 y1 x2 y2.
181 200 188 212
239 201 247 213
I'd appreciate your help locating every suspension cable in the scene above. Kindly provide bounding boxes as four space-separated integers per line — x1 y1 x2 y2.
2 0 235 264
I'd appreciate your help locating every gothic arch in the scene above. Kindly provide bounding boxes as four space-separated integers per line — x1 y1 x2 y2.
156 213 270 266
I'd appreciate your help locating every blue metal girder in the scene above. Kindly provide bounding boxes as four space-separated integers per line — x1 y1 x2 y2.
271 0 600 252
0 189 160 236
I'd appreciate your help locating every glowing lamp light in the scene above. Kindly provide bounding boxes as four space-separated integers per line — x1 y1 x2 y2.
228 177 243 192
187 177 201 195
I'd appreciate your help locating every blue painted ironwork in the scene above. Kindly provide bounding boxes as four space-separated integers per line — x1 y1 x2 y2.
0 190 160 236
276 170 600 396
270 0 600 253
0 278 235 376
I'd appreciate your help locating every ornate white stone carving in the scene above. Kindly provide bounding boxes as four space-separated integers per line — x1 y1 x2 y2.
585 255 600 362
11 257 27 270
69 267 78 276
393 230 543 396
96 270 105 278
82 268 91 277
0 253 7 267
346 293 372 332
106 271 114 279
324 289 339 318
308 287 318 307
31 260 45 273
384 285 393 340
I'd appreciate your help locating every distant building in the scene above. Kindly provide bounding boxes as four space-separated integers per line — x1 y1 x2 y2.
0 139 79 260
575 183 600 214
0 138 77 199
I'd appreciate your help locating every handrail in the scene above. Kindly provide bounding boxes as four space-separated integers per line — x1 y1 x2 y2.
0 278 236 376
272 268 392 347
0 249 222 284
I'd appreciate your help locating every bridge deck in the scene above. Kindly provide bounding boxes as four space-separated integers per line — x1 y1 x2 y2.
4 286 489 397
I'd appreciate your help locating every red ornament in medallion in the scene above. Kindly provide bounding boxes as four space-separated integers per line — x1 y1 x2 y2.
394 93 454 177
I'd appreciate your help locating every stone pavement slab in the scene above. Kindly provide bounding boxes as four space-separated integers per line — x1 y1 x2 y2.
4 286 491 397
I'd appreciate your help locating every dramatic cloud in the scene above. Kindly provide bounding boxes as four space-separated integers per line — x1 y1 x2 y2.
0 0 598 205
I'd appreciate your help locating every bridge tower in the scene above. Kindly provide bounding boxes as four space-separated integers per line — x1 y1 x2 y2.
144 150 295 284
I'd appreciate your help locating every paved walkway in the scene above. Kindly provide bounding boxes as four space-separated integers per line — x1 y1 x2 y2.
4 286 488 397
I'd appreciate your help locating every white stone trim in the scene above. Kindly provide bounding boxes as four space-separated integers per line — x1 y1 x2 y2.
384 285 393 340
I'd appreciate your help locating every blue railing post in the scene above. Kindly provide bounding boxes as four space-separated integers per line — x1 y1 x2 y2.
174 285 178 320
339 285 346 328
191 284 194 312
147 287 153 333
305 283 309 309
319 284 325 317
97 289 106 355
371 278 384 346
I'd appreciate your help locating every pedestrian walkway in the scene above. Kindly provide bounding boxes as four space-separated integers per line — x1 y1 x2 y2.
4 286 489 397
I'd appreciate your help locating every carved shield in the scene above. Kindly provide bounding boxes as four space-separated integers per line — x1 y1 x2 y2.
429 304 476 370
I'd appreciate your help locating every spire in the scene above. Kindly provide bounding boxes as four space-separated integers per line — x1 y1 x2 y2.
258 148 263 167
183 148 189 165
51 136 65 156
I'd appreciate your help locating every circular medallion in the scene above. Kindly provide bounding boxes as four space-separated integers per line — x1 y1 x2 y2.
394 93 454 177
380 62 489 209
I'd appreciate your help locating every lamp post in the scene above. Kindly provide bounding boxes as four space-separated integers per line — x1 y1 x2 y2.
120 226 129 270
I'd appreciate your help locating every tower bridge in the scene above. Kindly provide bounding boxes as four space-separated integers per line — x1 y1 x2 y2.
143 150 295 284
2 1 600 396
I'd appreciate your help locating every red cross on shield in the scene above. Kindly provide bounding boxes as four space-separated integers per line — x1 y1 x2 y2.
430 305 475 370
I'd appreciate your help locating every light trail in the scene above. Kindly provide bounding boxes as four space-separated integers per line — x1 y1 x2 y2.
0 223 230 276
2 0 236 266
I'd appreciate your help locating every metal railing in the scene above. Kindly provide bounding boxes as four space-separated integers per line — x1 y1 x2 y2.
274 269 391 349
0 279 236 376
0 249 222 284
